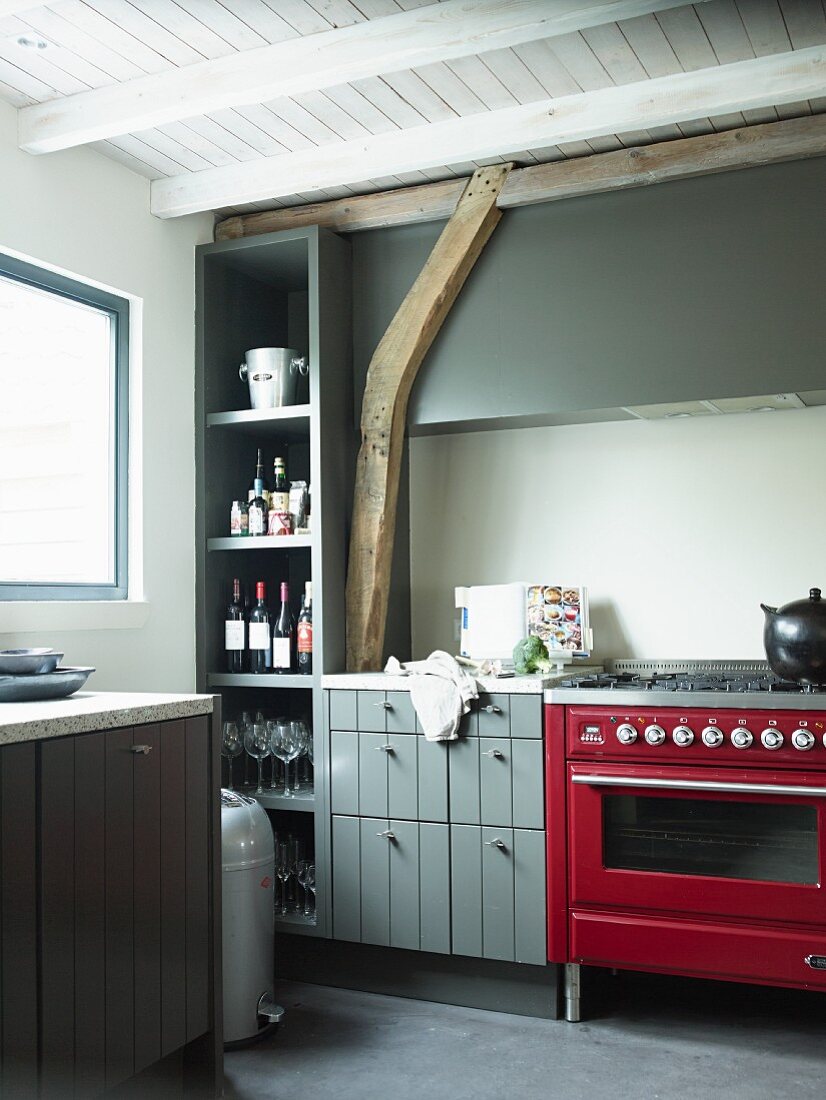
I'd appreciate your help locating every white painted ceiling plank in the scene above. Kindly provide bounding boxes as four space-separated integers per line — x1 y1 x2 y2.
379 68 456 122
261 0 331 35
323 81 401 132
53 1 176 75
93 139 163 179
696 0 778 125
737 0 810 119
13 8 148 81
125 0 238 59
150 45 826 216
214 0 300 44
19 0 708 152
0 1 47 15
199 107 289 156
0 75 31 105
234 102 316 149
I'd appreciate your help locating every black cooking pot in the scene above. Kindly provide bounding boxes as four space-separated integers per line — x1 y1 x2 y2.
761 588 826 687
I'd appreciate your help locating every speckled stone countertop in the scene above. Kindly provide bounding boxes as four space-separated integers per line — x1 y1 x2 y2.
0 692 214 745
322 668 602 695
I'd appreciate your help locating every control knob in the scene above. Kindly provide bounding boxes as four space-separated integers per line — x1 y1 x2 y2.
792 729 815 752
731 728 753 749
760 728 784 750
672 725 694 747
616 723 637 745
701 726 724 748
644 724 666 746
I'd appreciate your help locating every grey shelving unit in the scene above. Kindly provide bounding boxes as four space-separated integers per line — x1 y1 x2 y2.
196 225 354 939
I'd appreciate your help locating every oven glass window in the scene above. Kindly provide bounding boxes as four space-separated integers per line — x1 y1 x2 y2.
603 796 818 885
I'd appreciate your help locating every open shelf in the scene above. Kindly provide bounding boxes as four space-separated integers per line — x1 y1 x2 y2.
273 911 319 936
207 672 314 689
208 534 313 551
242 787 315 812
207 405 311 438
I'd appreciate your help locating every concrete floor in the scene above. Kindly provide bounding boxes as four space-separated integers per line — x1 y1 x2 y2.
224 973 826 1100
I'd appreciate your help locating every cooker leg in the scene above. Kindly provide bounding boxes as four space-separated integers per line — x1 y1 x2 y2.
564 963 581 1022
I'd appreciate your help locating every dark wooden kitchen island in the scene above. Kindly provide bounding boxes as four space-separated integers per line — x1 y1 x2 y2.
0 692 222 1098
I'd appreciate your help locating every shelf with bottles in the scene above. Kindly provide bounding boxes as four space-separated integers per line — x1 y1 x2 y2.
207 439 311 542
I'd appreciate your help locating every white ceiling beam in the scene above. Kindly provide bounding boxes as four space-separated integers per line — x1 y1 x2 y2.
151 45 826 218
18 0 704 154
0 2 40 15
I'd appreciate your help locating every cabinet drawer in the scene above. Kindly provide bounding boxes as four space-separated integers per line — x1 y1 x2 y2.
450 825 547 966
477 693 510 737
329 690 358 731
331 816 450 953
357 691 392 732
331 729 448 822
510 695 542 738
452 738 544 828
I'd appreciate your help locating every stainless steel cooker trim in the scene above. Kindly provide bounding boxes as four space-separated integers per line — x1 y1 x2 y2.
544 689 826 710
571 774 826 797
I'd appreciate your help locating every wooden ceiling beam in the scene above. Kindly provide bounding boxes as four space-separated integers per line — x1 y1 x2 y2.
17 0 695 155
154 46 826 218
215 114 826 241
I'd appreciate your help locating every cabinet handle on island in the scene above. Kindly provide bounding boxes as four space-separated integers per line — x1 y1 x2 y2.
130 744 153 755
482 705 502 714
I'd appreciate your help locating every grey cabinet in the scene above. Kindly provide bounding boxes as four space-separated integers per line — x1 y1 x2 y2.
450 826 547 966
327 687 546 967
332 815 450 954
0 714 221 1099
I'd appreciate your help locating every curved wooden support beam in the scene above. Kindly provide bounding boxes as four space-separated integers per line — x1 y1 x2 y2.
345 163 512 672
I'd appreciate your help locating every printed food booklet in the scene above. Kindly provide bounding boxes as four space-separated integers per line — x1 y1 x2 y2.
527 585 591 657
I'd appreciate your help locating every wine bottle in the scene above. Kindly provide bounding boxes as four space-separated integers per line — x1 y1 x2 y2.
248 581 271 674
271 456 290 514
248 449 270 536
297 580 313 675
225 577 246 673
272 581 294 673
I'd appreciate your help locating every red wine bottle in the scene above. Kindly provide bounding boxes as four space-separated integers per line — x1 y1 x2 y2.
272 581 294 673
297 581 312 675
248 581 271 674
225 577 246 673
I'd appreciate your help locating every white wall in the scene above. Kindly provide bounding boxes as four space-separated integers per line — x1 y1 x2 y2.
409 406 826 662
0 100 213 691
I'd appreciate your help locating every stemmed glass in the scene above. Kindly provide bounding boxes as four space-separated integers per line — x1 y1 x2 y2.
274 841 291 916
238 711 253 786
269 718 300 798
221 720 243 790
243 714 271 795
296 860 316 919
290 719 311 792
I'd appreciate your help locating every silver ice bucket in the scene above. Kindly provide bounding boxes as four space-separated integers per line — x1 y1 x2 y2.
239 347 308 409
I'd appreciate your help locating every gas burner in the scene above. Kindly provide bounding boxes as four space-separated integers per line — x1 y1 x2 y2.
562 669 818 694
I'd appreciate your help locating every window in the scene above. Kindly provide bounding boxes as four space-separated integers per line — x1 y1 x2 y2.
0 253 129 600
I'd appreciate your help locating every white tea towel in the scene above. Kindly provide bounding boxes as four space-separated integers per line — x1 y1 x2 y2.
384 651 479 742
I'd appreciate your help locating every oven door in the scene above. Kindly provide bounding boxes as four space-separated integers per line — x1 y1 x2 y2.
569 762 826 926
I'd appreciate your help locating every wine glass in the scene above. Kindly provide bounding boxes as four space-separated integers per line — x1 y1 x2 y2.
239 711 253 786
296 859 315 918
269 719 300 798
220 720 243 790
243 715 271 795
290 719 310 792
274 841 290 917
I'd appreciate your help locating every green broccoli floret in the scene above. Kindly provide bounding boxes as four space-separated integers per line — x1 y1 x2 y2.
513 636 552 674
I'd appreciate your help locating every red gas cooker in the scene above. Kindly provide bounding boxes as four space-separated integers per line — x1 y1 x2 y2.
545 664 826 1021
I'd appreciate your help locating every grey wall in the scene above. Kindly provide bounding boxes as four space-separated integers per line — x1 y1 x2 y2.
352 157 826 435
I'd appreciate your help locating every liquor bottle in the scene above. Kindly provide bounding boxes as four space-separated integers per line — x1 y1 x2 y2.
248 581 271 674
272 581 294 673
297 581 313 676
271 456 290 514
225 577 246 673
248 449 269 537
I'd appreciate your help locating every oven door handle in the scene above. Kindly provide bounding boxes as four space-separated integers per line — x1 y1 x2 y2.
571 774 826 798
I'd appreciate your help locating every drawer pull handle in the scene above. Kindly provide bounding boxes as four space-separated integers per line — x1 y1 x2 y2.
482 705 502 715
484 838 507 850
377 830 396 841
483 748 504 759
374 701 393 710
130 744 152 755
374 744 395 754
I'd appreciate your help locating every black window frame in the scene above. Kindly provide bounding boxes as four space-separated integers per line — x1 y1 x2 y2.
0 252 129 601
